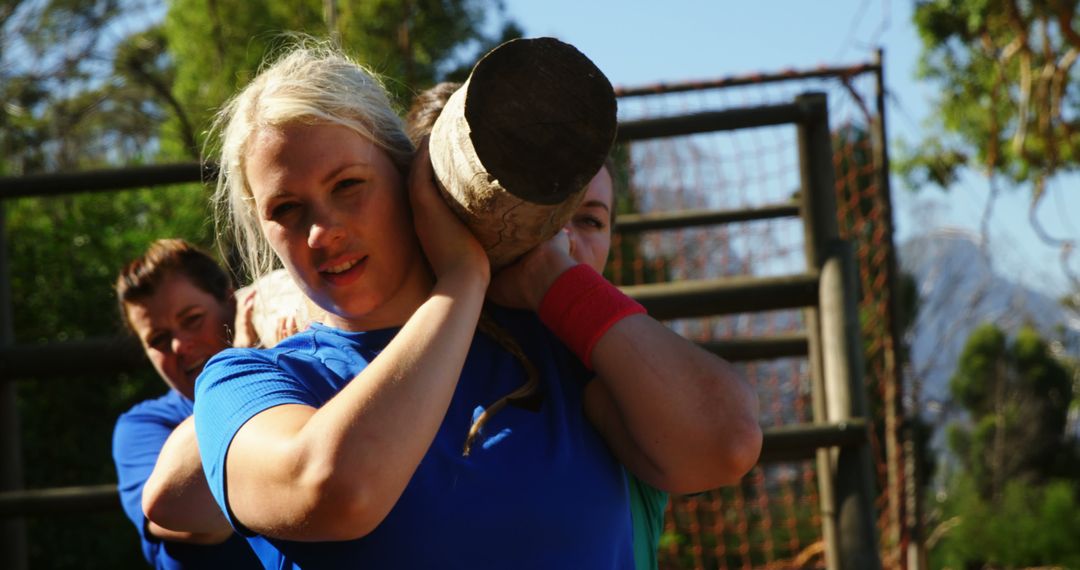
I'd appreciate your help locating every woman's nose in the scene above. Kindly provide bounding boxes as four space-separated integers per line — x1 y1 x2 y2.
307 212 346 248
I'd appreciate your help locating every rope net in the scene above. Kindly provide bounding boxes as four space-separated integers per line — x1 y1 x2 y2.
611 63 909 569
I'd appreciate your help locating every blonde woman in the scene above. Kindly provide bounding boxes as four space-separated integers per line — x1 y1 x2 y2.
193 44 761 568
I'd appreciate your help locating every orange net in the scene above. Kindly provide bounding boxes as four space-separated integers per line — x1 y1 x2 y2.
612 62 911 569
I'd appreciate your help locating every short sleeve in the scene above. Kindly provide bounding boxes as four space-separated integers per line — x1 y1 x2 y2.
111 401 184 563
193 348 321 531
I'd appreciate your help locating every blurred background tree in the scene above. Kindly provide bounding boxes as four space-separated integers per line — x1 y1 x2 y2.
928 322 1080 568
901 0 1080 307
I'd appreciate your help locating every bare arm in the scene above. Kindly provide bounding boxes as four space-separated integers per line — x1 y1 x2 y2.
216 144 490 541
141 417 233 544
138 285 270 540
583 314 762 493
489 238 762 494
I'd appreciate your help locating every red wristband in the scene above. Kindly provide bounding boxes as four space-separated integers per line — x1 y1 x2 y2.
538 264 646 369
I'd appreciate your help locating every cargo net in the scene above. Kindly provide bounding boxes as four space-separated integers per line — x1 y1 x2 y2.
611 64 908 569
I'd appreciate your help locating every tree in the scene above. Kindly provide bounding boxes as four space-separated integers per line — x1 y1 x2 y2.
1 0 179 172
930 475 1080 569
902 0 1080 297
905 0 1080 197
162 0 522 157
930 322 1080 567
946 323 1075 499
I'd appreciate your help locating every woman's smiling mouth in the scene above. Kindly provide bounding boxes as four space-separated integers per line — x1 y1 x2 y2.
319 255 368 286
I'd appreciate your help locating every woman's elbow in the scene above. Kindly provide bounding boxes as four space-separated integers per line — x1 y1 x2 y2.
282 467 395 541
722 419 763 483
141 479 171 527
695 421 763 491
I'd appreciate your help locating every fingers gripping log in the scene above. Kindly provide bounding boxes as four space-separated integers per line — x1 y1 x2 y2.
429 37 618 268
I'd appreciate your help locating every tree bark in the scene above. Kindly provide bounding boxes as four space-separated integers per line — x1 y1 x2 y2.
429 37 618 268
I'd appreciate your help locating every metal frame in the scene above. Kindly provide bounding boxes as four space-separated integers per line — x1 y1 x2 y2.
0 90 886 569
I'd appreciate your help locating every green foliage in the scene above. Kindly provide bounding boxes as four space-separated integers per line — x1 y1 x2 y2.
6 185 213 568
947 323 1077 501
334 0 523 95
1 0 172 172
930 475 1080 569
949 323 1006 415
163 0 521 155
937 322 1080 567
905 0 1080 198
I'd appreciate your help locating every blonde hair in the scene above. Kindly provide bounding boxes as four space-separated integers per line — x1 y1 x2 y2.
210 42 414 282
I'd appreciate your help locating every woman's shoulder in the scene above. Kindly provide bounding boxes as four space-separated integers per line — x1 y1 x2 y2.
198 324 383 397
116 389 192 425
207 325 329 367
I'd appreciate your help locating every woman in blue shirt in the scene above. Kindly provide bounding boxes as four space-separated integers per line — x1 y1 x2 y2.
112 239 262 569
193 43 761 569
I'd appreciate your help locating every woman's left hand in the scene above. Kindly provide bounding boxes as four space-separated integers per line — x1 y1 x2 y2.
408 139 490 286
488 229 577 311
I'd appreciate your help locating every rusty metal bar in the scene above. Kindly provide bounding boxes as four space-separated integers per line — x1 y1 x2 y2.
698 334 808 362
614 62 880 98
0 484 118 517
616 102 806 142
615 202 800 234
0 163 212 200
759 420 869 463
621 273 819 321
0 337 148 380
0 199 27 568
1 332 808 383
0 420 865 518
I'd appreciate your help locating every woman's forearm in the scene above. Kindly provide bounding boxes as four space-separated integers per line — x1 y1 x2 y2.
588 314 762 493
142 417 233 536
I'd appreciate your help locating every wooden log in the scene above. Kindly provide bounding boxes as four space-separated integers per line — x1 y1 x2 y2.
429 37 618 268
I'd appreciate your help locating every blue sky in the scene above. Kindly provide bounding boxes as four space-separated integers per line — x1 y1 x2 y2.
503 0 1080 298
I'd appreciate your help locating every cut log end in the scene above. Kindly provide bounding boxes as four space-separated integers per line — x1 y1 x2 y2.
464 37 618 206
428 37 616 268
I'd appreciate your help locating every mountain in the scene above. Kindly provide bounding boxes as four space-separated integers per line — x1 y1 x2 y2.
899 228 1080 444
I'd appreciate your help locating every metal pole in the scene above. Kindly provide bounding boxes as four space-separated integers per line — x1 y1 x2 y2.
797 92 882 570
820 240 881 570
0 200 28 570
872 47 926 570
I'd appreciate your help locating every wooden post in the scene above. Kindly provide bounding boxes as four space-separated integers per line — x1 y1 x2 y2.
429 37 618 268
797 92 881 570
0 200 28 570
872 48 927 570
869 48 902 568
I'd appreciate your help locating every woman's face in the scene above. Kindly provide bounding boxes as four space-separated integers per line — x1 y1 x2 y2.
125 273 234 400
245 122 429 331
566 166 614 273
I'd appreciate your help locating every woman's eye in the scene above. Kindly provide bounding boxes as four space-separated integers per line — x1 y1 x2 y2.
183 313 204 329
333 178 365 196
148 334 170 351
576 215 605 230
270 202 299 220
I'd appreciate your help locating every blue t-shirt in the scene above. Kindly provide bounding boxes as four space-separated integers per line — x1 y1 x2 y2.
195 307 634 569
111 390 261 569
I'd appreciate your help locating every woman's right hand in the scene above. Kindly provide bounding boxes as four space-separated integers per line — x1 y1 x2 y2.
408 139 490 286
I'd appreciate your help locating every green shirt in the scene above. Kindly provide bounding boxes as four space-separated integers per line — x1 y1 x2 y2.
627 472 668 570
